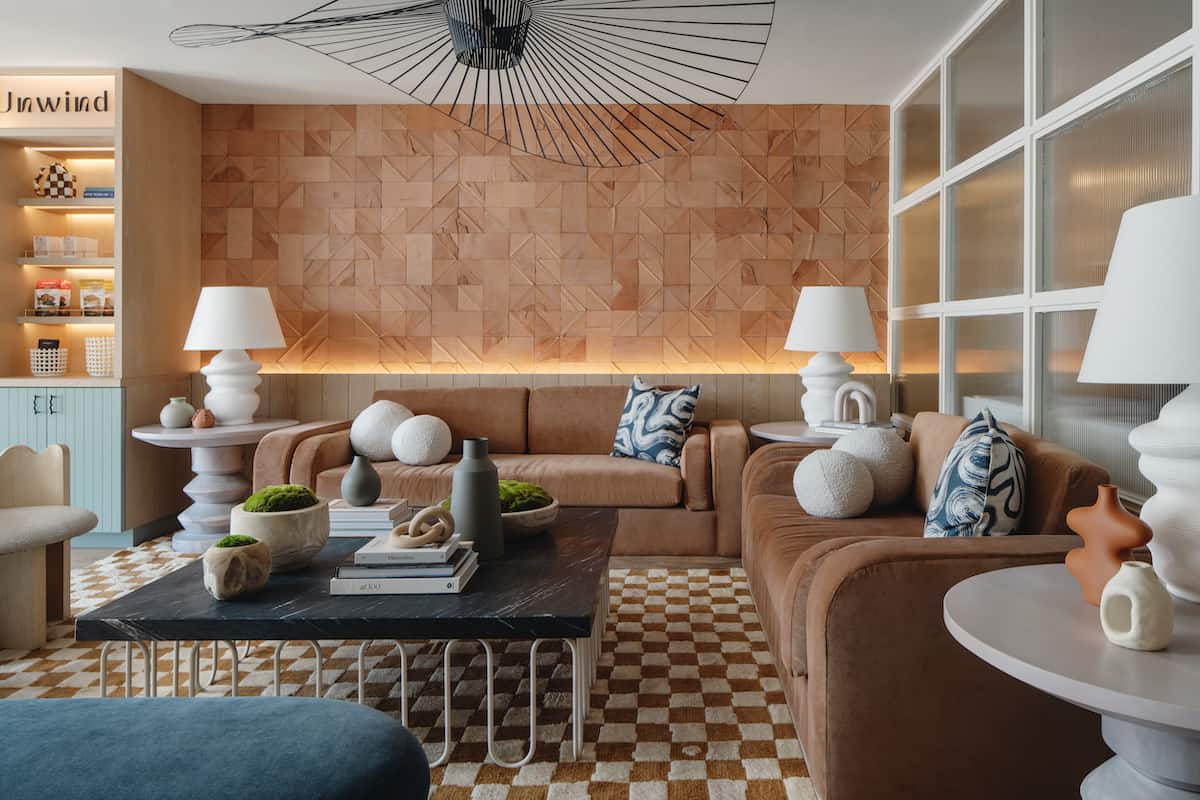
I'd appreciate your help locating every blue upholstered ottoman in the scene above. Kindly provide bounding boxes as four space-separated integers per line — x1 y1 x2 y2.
0 697 429 799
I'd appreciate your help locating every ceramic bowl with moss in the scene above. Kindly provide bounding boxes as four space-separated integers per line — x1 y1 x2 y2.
229 484 329 572
443 480 558 540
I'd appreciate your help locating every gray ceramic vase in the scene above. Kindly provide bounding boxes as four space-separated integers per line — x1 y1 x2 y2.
341 453 382 507
450 437 504 560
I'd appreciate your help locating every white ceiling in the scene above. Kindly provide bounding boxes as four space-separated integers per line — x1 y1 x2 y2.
0 0 982 105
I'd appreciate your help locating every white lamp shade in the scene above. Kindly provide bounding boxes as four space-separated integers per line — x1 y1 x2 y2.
784 286 879 353
1079 195 1200 384
183 286 286 351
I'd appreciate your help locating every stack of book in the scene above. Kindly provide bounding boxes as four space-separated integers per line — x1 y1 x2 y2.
329 534 478 595
83 186 115 199
328 499 410 538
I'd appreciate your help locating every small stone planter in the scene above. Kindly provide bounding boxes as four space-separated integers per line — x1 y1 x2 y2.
202 537 271 600
230 499 330 572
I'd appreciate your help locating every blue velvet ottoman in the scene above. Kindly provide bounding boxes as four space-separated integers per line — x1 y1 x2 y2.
0 697 430 799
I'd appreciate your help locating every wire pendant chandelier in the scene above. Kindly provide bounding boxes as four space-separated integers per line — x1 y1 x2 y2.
171 0 775 167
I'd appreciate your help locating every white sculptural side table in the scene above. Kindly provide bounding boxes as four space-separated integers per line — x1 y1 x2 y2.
132 419 298 553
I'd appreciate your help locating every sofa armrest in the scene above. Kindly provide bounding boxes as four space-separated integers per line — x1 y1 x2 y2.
802 535 1106 800
740 443 829 560
288 429 355 491
708 420 749 558
253 421 353 491
680 428 713 511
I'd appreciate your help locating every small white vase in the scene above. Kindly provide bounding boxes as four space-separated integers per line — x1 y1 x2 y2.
160 396 195 428
1100 562 1174 651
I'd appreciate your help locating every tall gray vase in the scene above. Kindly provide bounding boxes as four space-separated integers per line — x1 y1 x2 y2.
450 437 503 560
341 454 382 507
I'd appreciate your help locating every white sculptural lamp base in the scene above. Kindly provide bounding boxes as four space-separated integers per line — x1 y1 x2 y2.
800 351 854 425
1131 382 1200 603
201 348 263 426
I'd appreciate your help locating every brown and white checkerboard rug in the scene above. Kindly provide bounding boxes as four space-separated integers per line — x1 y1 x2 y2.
0 540 813 798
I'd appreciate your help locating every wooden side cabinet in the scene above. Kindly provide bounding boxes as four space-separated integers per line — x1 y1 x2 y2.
0 387 123 534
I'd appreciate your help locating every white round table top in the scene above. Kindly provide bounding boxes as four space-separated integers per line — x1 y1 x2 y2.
748 421 838 444
131 419 299 448
944 564 1200 733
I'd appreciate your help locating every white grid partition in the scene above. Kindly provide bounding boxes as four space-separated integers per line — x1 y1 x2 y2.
888 0 1197 501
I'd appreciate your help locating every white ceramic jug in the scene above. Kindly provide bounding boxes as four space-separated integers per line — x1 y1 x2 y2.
1100 562 1174 651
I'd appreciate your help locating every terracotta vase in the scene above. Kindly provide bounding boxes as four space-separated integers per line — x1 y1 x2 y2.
1066 484 1152 606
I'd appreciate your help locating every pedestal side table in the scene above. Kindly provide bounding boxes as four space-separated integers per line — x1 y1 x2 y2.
944 564 1200 799
131 419 298 553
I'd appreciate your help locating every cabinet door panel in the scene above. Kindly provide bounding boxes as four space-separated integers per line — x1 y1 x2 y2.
44 388 124 533
0 388 46 451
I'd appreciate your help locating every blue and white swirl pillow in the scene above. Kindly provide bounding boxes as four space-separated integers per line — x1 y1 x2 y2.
611 377 700 467
923 409 1026 538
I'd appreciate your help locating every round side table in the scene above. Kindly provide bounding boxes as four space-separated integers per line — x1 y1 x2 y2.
748 421 838 445
132 419 298 553
944 564 1200 799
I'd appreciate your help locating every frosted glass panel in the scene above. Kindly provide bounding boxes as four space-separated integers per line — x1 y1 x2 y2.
1041 0 1191 113
949 151 1024 300
950 313 1023 425
1040 310 1183 500
1039 65 1192 291
896 195 940 307
894 318 940 417
898 70 941 196
950 0 1024 165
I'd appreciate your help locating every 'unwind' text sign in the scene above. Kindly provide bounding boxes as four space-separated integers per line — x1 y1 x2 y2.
0 75 115 129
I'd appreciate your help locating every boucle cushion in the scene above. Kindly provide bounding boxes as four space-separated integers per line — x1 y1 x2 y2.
793 450 874 519
833 428 914 508
391 415 452 466
350 400 413 462
924 409 1027 537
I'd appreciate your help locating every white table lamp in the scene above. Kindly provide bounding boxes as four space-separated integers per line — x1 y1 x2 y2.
184 286 285 426
784 286 879 425
1079 194 1200 603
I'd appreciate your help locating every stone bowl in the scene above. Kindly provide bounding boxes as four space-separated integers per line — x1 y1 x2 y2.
229 499 330 572
501 499 559 541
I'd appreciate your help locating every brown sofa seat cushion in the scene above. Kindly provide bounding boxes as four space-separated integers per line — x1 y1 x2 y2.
746 493 924 678
372 387 529 454
527 385 630 454
315 453 683 508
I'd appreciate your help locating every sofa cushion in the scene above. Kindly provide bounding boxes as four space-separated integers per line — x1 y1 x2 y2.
373 387 528 454
611 377 701 466
747 494 924 677
317 453 684 508
528 384 630 454
0 697 429 800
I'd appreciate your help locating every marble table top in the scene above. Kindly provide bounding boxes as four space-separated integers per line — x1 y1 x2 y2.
131 419 298 448
76 507 617 642
944 564 1200 734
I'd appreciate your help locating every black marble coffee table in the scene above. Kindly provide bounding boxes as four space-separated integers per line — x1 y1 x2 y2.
76 507 617 767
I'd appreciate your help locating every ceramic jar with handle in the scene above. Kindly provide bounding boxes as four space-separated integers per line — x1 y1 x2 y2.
1100 562 1174 651
450 437 504 560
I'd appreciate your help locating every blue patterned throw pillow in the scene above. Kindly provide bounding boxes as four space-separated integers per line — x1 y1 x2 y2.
611 377 700 467
924 409 1026 538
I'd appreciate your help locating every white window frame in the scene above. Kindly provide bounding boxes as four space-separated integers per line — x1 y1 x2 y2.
888 0 1198 439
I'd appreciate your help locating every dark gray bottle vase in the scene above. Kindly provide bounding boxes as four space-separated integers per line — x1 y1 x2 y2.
450 437 504 560
341 454 382 507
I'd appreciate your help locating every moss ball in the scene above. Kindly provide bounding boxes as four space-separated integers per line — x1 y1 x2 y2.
215 534 259 548
441 480 553 514
243 484 319 513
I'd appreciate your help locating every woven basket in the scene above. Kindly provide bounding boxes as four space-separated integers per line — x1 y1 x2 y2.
85 337 115 377
30 348 68 377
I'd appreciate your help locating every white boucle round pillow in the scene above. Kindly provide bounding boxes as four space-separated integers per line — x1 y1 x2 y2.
391 415 452 466
350 400 413 461
833 428 914 508
793 450 874 519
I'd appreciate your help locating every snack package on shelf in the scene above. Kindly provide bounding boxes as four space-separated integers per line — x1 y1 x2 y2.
103 279 114 315
57 279 71 316
34 279 60 316
80 279 107 316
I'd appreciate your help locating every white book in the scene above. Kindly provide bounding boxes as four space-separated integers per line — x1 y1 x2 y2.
336 548 471 578
330 551 478 595
353 533 463 565
329 499 409 519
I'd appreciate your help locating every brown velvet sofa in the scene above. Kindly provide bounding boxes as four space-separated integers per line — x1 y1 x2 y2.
742 412 1113 800
254 385 749 557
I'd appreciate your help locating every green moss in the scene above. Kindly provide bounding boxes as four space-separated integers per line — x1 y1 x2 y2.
243 484 319 513
215 534 259 548
442 480 553 514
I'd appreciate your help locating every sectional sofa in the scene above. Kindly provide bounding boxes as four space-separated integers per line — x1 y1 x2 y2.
741 411 1113 800
254 385 749 557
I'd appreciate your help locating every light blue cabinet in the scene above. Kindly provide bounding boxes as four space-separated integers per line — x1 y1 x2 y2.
0 387 124 534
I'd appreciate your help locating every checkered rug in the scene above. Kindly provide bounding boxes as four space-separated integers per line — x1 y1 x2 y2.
0 540 813 798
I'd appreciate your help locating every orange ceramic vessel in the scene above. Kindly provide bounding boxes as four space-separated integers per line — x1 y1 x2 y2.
1065 484 1152 606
